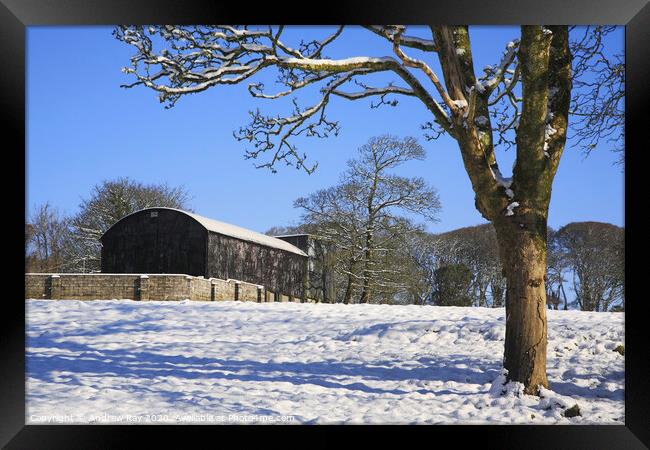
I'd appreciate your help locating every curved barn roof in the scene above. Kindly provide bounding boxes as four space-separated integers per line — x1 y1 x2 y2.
103 207 307 256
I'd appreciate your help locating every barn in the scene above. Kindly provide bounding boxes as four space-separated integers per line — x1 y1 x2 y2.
100 207 308 299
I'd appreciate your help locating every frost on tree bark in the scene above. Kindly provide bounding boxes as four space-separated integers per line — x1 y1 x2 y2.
116 24 577 394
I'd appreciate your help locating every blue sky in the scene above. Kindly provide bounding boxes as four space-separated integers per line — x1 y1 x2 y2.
26 26 624 234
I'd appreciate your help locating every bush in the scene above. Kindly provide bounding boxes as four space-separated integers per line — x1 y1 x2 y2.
433 264 473 307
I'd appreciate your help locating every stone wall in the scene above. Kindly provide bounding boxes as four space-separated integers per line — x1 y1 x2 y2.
25 273 317 302
25 274 52 300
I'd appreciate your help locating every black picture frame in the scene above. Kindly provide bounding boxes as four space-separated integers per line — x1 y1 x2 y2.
3 1 647 448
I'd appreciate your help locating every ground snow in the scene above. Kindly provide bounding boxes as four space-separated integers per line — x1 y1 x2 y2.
26 300 624 425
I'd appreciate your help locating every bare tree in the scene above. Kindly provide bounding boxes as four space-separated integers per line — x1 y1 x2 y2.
295 136 440 304
556 222 624 312
264 224 312 236
295 183 366 304
400 230 438 305
546 227 570 310
26 203 71 272
346 136 440 303
433 224 503 307
116 25 622 394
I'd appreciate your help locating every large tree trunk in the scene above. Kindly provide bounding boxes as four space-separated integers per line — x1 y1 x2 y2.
494 218 549 394
432 25 569 394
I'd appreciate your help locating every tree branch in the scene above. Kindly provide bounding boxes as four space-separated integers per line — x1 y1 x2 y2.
363 25 438 52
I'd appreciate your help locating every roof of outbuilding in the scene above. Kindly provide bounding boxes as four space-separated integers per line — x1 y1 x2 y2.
103 207 308 256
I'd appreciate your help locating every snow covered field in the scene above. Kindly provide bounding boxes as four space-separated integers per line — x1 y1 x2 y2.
26 299 624 424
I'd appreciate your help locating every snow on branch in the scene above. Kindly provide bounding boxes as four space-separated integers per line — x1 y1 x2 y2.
115 25 455 172
332 80 416 108
391 27 457 113
477 39 520 96
489 163 515 199
363 25 438 52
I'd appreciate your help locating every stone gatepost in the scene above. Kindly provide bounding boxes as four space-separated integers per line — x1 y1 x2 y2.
234 281 241 301
257 286 263 303
50 275 61 300
211 280 217 301
139 275 149 301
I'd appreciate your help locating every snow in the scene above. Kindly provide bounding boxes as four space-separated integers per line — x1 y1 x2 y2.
26 300 624 425
281 56 394 68
494 171 512 189
452 99 468 109
399 35 435 47
505 201 520 216
489 165 514 199
478 39 520 92
544 123 558 154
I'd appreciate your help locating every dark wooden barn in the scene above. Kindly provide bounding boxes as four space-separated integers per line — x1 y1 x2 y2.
100 207 308 298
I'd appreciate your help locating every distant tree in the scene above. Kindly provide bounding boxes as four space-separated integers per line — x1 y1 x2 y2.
26 203 70 272
25 223 34 271
433 264 474 307
546 227 570 310
433 224 503 307
489 275 506 308
363 217 424 304
67 177 193 272
295 135 441 304
25 223 34 245
556 222 624 311
264 224 313 237
348 136 440 303
400 230 439 305
295 183 365 304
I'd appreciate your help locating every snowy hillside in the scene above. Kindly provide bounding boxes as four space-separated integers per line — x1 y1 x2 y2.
26 300 624 424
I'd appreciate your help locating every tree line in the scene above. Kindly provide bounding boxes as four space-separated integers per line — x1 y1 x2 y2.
265 138 623 311
26 165 623 314
268 215 624 312
26 168 623 314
